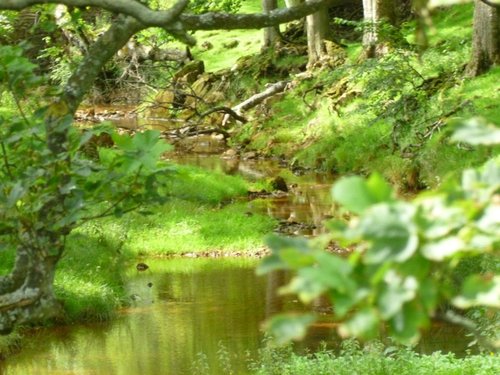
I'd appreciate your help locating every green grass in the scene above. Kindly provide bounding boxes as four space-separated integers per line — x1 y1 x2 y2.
191 339 500 375
164 164 249 203
188 1 263 72
100 164 275 256
102 200 274 257
53 229 127 322
247 344 500 375
0 162 274 356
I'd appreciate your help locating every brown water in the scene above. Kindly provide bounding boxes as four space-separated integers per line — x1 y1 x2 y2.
170 153 337 235
0 259 471 375
0 259 335 375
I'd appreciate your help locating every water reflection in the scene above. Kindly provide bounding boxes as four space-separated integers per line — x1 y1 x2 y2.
168 154 337 235
1 259 335 375
1 259 473 375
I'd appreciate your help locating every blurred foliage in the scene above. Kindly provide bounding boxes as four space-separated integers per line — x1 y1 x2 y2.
0 44 175 256
259 118 499 348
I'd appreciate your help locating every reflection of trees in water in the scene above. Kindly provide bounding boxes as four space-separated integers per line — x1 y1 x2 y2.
265 271 287 318
262 184 335 234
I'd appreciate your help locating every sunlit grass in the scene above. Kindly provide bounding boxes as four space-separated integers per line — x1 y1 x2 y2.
124 257 258 277
102 200 274 256
54 231 126 322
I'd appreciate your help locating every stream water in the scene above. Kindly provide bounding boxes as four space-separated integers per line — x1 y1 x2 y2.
1 259 471 375
0 121 473 374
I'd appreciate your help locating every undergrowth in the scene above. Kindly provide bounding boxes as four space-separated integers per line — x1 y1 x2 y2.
192 339 500 375
229 4 499 190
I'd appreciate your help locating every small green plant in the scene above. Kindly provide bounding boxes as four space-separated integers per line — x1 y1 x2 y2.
247 339 500 375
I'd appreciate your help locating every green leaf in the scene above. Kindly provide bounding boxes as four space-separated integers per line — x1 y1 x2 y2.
453 275 500 309
358 203 418 264
264 235 315 269
338 308 379 339
388 302 427 345
421 236 466 261
378 271 418 319
416 197 466 239
265 314 316 345
419 278 439 314
314 252 355 293
331 173 393 214
330 288 370 318
280 271 327 304
476 205 500 234
7 182 25 207
451 117 500 146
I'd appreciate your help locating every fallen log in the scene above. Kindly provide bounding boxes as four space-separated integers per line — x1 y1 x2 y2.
222 80 289 127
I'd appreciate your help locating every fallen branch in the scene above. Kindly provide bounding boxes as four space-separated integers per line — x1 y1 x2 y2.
188 106 248 124
222 80 289 127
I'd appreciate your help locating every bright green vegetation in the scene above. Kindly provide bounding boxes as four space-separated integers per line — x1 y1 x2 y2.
228 4 499 190
244 341 500 375
54 231 126 322
0 163 273 356
96 164 274 257
113 200 274 256
0 0 498 368
189 0 263 72
260 146 499 345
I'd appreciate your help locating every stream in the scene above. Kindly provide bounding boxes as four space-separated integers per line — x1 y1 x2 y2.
0 120 473 374
1 259 471 375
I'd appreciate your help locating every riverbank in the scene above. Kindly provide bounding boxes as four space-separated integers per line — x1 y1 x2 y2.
0 163 276 357
177 3 498 192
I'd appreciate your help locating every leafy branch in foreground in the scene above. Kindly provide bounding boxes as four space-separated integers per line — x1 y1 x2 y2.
0 44 175 333
258 118 499 349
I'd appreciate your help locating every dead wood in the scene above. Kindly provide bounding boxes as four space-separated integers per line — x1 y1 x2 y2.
222 80 289 127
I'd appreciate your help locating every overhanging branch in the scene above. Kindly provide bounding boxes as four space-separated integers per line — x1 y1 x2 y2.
0 0 190 27
0 0 341 31
180 0 340 30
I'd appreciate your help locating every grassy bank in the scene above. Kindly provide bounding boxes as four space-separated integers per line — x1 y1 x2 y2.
94 164 274 257
0 164 274 356
193 3 499 191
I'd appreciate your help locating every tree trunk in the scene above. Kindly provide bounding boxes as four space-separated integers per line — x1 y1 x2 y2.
306 6 329 66
467 0 500 77
0 244 62 334
285 0 329 67
0 15 142 334
362 0 396 58
262 0 279 48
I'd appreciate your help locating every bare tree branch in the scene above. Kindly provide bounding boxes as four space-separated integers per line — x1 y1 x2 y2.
179 0 341 30
0 0 342 31
0 0 190 27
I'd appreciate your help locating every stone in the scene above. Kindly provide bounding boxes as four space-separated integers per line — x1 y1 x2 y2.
270 176 288 192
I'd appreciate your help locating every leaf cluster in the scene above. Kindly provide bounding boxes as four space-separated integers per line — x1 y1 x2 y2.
0 45 174 254
258 120 499 347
